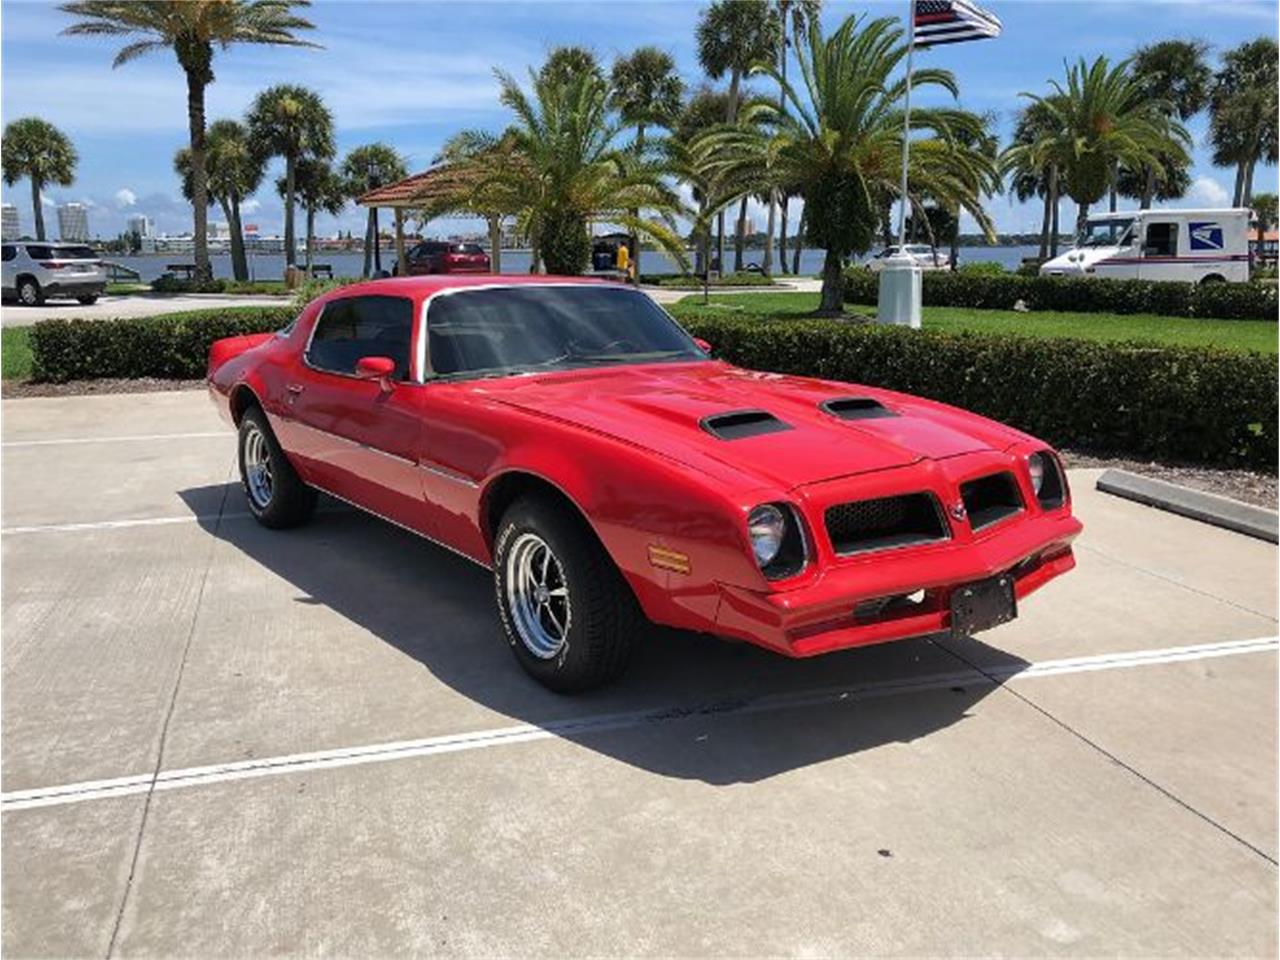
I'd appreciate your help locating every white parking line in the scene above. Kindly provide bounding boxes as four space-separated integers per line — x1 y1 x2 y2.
1 513 248 535
1 431 229 448
3 635 1274 813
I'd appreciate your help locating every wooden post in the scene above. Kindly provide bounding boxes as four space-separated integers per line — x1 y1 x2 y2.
394 208 407 276
488 215 502 274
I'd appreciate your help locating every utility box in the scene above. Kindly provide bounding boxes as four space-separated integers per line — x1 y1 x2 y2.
876 254 922 329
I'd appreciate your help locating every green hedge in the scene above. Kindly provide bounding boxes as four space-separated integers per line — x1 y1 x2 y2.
30 306 295 382
679 313 1277 470
151 275 228 294
844 269 1278 321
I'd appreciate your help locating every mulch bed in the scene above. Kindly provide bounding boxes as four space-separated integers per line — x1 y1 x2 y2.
2 378 1275 512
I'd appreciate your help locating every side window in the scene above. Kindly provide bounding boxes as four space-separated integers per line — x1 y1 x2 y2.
306 295 414 380
1 245 15 262
26 245 52 260
1144 222 1178 257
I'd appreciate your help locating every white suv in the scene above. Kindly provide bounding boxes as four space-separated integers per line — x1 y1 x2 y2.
2 242 107 305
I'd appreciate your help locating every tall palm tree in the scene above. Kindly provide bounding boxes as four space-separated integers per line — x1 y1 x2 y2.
1209 38 1278 207
278 158 345 275
539 45 603 88
1002 99 1068 260
610 46 685 279
1 118 77 241
341 143 407 277
460 65 687 275
696 0 780 273
770 0 821 274
60 1 318 280
175 119 265 281
1127 39 1210 209
247 84 334 272
1019 56 1187 238
702 14 998 313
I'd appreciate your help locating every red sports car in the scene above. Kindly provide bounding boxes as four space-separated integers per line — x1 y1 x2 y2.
208 276 1081 692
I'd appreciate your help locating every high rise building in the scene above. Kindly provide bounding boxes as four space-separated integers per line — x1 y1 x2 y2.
1 203 19 241
57 202 90 242
126 214 154 239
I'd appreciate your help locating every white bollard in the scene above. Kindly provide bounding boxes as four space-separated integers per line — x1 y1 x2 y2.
875 252 922 329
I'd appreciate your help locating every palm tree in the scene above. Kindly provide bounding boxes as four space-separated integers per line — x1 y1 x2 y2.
696 0 780 273
247 84 335 272
770 0 821 274
1019 56 1188 238
1252 192 1277 270
1 118 76 241
1127 39 1211 209
1002 99 1067 260
610 47 685 279
341 143 407 277
175 120 265 281
702 14 998 313
60 1 318 280
462 65 687 275
278 158 345 275
539 45 603 88
1209 38 1278 207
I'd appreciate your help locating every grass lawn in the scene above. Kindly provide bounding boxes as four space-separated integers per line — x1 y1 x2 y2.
2 327 33 379
672 292 1279 354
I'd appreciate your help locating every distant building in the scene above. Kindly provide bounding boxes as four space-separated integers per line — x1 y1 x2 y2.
1 203 19 241
207 221 231 241
126 214 155 239
58 202 90 242
736 215 756 236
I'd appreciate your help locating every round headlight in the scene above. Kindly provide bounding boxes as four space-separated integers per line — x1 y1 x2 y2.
747 504 787 567
1028 453 1047 495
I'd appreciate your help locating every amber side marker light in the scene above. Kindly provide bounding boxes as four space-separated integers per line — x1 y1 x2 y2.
648 545 692 575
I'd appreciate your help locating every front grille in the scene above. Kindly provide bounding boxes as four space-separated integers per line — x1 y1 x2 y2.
961 472 1023 530
824 493 948 556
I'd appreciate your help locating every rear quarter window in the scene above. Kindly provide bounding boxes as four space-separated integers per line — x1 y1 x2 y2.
25 245 53 260
53 245 97 260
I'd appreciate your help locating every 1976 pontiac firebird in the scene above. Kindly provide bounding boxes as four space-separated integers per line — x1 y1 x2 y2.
208 276 1082 691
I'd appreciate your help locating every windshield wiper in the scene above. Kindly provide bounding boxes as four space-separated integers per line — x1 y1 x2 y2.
572 350 689 364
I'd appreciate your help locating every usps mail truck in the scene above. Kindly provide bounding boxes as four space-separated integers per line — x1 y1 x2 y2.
1040 208 1252 284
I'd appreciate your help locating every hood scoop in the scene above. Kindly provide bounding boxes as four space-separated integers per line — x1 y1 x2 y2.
700 409 792 441
822 397 896 421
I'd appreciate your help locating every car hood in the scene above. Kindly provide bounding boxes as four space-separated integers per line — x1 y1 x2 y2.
1041 246 1117 273
482 361 1022 490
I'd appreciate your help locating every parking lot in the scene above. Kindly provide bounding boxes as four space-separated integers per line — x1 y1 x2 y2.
2 389 1276 956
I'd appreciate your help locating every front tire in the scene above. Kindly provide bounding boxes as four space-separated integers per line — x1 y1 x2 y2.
77 294 99 305
493 496 642 692
237 407 317 529
17 278 42 306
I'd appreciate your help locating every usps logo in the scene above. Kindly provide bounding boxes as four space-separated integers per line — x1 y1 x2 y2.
1189 222 1224 251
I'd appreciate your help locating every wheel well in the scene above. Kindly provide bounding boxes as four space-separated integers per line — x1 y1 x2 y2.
15 273 38 288
1200 274 1226 285
482 471 592 551
229 384 262 425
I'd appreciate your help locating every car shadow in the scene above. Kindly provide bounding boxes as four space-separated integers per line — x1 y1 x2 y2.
180 484 1029 785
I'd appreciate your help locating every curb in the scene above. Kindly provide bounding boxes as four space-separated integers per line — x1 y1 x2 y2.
1095 469 1279 544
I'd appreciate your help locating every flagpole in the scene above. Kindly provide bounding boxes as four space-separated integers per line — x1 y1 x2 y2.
896 0 916 249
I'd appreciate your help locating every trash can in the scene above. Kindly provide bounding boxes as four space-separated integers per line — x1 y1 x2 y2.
875 253 922 329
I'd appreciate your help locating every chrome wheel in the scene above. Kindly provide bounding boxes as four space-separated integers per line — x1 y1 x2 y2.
18 281 38 305
505 532 571 659
242 422 274 509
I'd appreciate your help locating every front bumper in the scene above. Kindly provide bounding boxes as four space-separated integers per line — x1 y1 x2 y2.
713 508 1081 657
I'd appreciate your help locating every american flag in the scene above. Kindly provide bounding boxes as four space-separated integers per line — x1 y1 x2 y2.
913 0 1002 47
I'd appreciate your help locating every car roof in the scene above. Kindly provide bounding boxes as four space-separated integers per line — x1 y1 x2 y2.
313 274 614 303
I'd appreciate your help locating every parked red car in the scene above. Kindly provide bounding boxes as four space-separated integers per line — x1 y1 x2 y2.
397 240 490 275
208 276 1081 691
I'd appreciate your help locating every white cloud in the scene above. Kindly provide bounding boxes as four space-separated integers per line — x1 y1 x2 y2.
40 191 55 207
114 188 137 208
1182 176 1230 208
240 198 261 214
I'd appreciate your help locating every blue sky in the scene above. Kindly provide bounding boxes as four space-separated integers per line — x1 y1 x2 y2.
2 0 1276 241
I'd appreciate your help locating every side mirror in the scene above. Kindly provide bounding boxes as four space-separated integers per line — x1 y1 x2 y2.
355 355 396 388
693 337 713 356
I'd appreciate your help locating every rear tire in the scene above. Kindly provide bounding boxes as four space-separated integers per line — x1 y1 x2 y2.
493 496 642 692
17 277 42 306
77 294 99 305
237 406 317 529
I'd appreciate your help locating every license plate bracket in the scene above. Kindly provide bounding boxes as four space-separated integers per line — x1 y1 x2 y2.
950 574 1016 638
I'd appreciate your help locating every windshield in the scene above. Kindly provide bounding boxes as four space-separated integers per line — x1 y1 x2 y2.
1078 219 1133 248
426 286 703 378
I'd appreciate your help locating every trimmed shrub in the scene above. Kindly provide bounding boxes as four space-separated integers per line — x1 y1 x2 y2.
673 311 1277 470
30 306 295 382
641 271 780 288
844 268 1278 321
955 261 1007 276
151 274 228 294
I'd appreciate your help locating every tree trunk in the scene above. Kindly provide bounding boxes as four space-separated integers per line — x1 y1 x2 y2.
284 154 297 271
1049 169 1061 258
1232 162 1246 207
1141 165 1155 210
1242 156 1256 206
305 204 315 274
717 68 741 280
30 176 45 241
362 208 375 277
224 197 248 281
372 207 382 273
1075 200 1090 240
819 247 843 314
779 197 789 273
762 188 777 276
186 71 211 282
716 210 724 277
791 208 805 274
630 124 644 281
1038 183 1052 261
733 195 748 272
488 215 502 274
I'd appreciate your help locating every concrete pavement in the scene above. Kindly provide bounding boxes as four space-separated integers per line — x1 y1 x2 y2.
1 390 1276 956
1 293 289 327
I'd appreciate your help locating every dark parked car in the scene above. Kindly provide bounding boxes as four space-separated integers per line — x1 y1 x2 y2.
397 241 490 275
